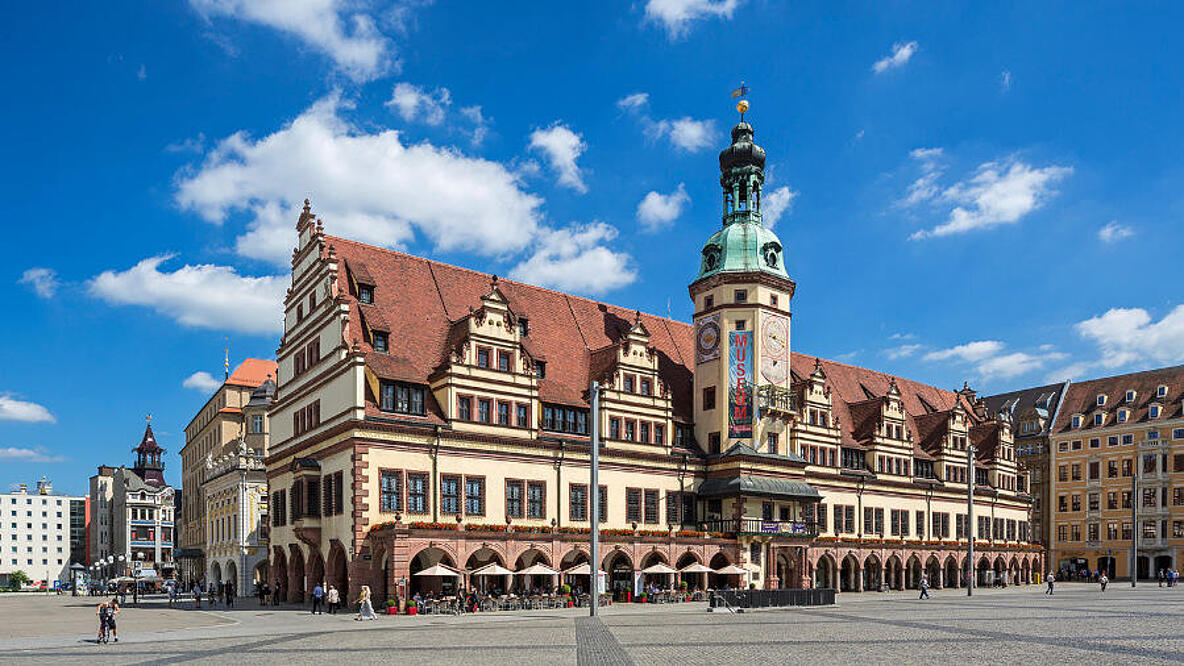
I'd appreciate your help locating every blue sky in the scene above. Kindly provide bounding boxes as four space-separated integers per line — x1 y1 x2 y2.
3 1 1183 494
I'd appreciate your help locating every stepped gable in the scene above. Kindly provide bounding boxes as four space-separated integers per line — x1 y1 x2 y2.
326 235 976 441
1052 364 1184 434
327 235 696 422
790 354 962 454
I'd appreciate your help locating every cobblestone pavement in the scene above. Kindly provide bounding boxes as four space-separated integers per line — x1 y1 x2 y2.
1 584 1182 664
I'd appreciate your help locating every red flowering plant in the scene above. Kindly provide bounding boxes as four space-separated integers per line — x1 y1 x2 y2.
465 524 508 533
407 521 458 531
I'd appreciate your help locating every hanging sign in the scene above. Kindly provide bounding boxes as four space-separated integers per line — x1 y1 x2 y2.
729 331 754 438
696 314 722 363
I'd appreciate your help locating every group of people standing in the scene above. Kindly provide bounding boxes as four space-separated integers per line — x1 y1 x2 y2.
188 579 235 608
309 583 343 614
1157 568 1180 586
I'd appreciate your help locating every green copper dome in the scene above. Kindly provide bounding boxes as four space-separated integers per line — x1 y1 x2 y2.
693 119 790 284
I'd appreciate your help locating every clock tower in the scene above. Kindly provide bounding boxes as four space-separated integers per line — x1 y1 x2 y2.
689 112 796 456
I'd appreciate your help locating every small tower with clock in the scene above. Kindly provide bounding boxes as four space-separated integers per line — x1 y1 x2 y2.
689 99 796 456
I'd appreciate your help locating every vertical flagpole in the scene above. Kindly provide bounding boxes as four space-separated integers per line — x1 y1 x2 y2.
590 381 600 616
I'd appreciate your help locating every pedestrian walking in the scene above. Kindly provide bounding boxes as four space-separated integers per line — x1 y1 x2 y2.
326 585 340 614
311 583 325 614
1099 573 1108 592
1045 572 1055 595
227 581 235 608
919 575 930 600
193 583 202 609
355 585 376 621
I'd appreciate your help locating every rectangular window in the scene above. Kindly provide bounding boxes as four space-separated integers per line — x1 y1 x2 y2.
497 402 510 426
639 422 650 443
477 347 490 368
915 510 925 537
535 361 546 379
517 404 529 428
457 396 472 421
610 418 620 439
654 424 665 445
407 473 428 514
624 420 635 441
358 285 374 304
380 382 425 415
465 477 485 516
478 399 491 423
505 480 524 519
702 386 716 410
441 475 460 514
540 404 589 435
497 350 511 372
644 489 659 524
527 481 545 519
734 289 748 302
626 488 642 523
623 375 635 393
708 432 721 454
1089 461 1100 480
373 331 389 353
570 484 588 521
640 379 652 396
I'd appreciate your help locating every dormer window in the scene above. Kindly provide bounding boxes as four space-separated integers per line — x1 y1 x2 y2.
1126 390 1136 403
1150 404 1161 418
358 285 374 304
372 332 389 353
1157 385 1168 398
1071 415 1082 428
1117 409 1128 423
535 361 546 379
1097 394 1107 406
518 318 529 336
1094 413 1104 426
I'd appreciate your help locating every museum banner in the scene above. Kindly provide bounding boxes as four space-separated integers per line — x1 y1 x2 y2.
729 330 754 438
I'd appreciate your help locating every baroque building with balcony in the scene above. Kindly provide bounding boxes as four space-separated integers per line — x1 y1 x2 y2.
264 112 1039 604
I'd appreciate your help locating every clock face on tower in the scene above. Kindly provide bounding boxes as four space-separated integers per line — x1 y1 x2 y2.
761 312 790 384
696 316 721 363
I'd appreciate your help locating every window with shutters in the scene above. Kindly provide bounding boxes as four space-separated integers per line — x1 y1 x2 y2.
406 473 428 514
464 477 485 516
626 488 642 523
441 475 460 514
598 485 609 524
643 489 659 524
505 480 524 519
570 484 588 521
527 481 545 519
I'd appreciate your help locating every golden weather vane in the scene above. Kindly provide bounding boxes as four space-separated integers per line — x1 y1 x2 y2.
730 81 751 120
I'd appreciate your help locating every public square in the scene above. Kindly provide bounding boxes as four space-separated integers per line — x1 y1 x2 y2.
1 584 1182 664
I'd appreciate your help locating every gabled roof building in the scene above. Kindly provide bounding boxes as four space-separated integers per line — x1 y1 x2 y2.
266 113 1040 603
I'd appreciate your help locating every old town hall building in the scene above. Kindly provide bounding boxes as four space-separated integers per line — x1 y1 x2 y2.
265 116 1041 603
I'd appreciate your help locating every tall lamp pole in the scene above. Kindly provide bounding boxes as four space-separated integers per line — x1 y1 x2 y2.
1130 458 1138 587
967 444 976 597
589 381 601 617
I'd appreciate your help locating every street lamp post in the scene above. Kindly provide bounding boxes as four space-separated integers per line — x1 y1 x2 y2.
589 380 601 617
967 443 976 597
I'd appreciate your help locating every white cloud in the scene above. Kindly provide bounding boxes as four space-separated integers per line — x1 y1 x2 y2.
183 371 222 393
89 255 287 336
923 340 1005 363
907 156 1072 240
509 223 636 295
0 447 64 463
923 340 1065 381
1001 70 1012 92
652 117 716 152
636 184 690 232
19 268 60 298
616 93 650 111
0 395 55 423
459 105 490 146
1098 221 1134 244
166 133 206 154
189 0 391 82
175 93 542 266
529 122 588 193
761 186 798 227
883 344 922 360
872 41 918 74
1075 305 1184 370
900 147 945 207
386 82 451 125
644 0 741 37
618 93 717 153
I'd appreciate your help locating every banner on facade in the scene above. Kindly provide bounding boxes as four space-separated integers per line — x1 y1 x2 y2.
729 330 754 438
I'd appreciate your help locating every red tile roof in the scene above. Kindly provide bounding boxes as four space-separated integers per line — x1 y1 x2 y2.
227 358 278 387
325 236 983 445
1052 364 1184 434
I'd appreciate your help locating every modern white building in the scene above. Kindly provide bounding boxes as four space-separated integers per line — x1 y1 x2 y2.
1 478 86 587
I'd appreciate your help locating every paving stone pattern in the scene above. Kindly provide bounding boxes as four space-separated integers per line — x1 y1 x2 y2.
2 584 1183 664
